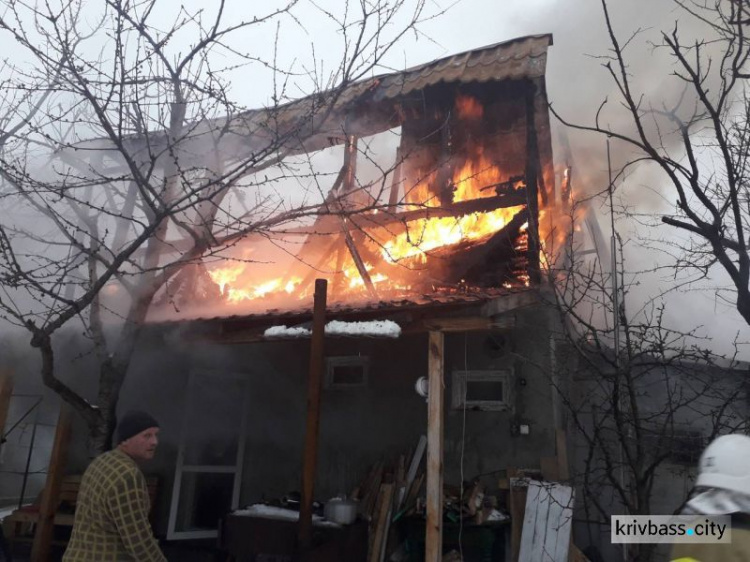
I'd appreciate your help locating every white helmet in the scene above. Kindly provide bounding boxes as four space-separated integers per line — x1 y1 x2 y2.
696 434 750 496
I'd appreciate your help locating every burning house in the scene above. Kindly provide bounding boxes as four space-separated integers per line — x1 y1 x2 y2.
4 34 585 561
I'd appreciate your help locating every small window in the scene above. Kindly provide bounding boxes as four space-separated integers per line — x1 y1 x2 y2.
452 370 511 411
325 356 369 388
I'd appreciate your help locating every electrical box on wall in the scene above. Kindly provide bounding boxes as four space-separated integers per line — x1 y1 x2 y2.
451 370 512 411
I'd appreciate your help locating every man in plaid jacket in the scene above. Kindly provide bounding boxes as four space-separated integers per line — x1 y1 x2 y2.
63 411 167 562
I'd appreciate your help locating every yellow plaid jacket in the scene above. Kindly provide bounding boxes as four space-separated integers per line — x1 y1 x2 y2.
62 448 166 562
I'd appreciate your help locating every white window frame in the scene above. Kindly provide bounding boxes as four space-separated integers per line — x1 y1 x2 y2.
325 356 369 388
167 370 250 540
452 370 512 411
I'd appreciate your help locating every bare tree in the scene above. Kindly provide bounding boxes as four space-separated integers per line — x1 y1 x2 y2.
0 0 438 452
552 0 750 326
543 199 747 562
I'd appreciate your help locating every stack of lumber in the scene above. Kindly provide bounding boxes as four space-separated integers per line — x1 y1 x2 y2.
351 435 427 562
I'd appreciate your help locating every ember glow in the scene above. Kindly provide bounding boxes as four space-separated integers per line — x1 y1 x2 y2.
455 94 483 120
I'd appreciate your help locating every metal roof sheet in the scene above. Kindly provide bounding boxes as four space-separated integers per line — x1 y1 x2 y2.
372 34 551 101
154 286 537 330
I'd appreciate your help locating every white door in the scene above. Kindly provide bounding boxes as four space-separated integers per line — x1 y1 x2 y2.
167 371 249 540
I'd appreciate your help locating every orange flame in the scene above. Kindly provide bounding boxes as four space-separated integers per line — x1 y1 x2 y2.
383 148 523 263
455 95 483 120
208 264 244 293
208 265 302 303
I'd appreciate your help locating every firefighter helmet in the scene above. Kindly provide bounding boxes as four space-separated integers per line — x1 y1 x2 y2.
696 434 750 496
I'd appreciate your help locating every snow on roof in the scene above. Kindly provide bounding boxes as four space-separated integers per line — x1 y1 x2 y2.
264 319 401 339
326 319 401 337
264 325 312 338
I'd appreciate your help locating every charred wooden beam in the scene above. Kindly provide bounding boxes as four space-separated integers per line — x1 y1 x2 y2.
524 81 542 285
342 226 378 300
388 145 403 207
355 191 527 231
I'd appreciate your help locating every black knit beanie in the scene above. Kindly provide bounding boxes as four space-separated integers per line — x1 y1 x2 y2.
116 411 160 444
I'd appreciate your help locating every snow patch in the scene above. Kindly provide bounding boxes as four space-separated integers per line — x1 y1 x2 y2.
325 319 401 337
264 319 401 339
264 325 312 338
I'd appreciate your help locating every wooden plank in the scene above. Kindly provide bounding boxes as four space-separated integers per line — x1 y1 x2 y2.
388 146 403 207
556 429 570 481
368 483 394 562
31 405 73 562
518 481 574 562
0 370 14 451
425 331 444 562
298 279 328 549
404 472 425 511
397 435 426 509
342 228 378 299
357 193 528 230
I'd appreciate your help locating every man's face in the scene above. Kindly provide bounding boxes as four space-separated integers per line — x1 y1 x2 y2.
120 427 159 461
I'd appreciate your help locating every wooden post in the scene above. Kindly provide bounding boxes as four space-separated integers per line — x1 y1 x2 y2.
524 81 541 285
0 369 14 452
298 279 328 549
31 404 73 562
425 331 444 562
388 146 403 208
